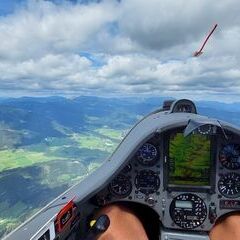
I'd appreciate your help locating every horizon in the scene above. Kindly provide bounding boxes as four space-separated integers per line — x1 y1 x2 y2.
1 95 240 104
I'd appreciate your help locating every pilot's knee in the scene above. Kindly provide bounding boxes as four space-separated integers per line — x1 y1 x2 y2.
223 213 240 228
95 204 149 240
210 213 240 240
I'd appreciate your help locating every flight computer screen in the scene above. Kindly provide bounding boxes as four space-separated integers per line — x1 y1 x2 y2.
168 133 211 187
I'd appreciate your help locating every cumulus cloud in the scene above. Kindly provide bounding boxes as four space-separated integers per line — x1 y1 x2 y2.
0 0 118 60
119 0 239 51
0 0 239 101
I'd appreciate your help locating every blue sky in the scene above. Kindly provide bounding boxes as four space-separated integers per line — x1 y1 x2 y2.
0 0 239 102
0 1 22 15
0 0 100 15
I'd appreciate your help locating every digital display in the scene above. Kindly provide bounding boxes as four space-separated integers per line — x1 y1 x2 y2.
175 200 193 209
168 133 211 187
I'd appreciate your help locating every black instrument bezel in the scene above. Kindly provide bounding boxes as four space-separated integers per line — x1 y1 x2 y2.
136 142 159 166
163 128 217 193
219 143 240 170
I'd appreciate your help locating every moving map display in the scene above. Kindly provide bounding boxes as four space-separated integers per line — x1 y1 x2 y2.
168 133 211 187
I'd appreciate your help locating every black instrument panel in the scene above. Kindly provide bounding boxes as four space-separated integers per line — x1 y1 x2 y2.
96 128 240 232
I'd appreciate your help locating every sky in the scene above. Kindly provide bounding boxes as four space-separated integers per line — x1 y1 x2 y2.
0 0 239 101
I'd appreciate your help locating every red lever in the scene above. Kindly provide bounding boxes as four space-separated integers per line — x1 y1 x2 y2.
55 198 76 233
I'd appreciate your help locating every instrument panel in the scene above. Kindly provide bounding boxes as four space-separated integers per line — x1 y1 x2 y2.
107 140 161 200
96 128 240 232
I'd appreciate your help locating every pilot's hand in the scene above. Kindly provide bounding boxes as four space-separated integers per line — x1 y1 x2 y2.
209 213 240 240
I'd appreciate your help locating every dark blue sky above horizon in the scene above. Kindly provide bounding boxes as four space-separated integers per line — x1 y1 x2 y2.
0 0 22 15
0 0 107 15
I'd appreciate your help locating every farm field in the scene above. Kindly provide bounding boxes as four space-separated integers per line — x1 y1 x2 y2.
0 127 124 238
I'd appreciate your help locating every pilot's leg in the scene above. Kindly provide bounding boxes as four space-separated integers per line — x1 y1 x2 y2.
95 204 149 240
210 213 240 240
95 205 240 240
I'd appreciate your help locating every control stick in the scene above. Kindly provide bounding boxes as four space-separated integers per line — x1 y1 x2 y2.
85 215 110 240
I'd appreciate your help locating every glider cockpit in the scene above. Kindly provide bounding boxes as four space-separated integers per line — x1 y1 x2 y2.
5 99 240 240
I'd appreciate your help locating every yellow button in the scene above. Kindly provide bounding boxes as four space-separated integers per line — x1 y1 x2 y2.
90 220 96 227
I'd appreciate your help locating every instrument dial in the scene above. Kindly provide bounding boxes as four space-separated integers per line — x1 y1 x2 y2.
135 170 160 195
170 193 207 229
197 125 212 135
219 144 240 170
218 172 240 198
136 143 158 166
109 174 132 198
